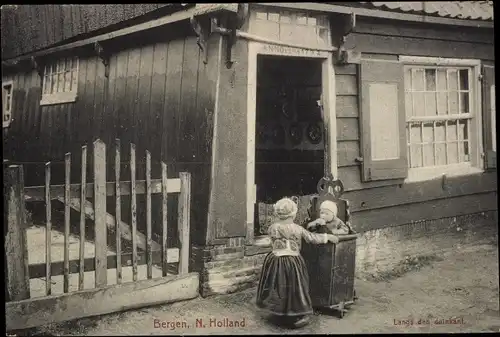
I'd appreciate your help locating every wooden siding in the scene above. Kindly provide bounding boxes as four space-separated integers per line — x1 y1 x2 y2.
1 5 180 60
352 191 497 233
335 64 361 172
336 19 495 192
333 18 496 232
3 11 496 249
346 18 495 61
3 27 218 250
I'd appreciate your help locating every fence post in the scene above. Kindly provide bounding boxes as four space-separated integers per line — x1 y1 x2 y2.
5 165 30 301
178 172 191 275
93 139 107 287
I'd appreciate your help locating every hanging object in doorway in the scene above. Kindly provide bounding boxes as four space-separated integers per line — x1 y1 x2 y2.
289 122 303 146
279 85 291 120
257 125 269 145
271 124 286 146
307 123 322 144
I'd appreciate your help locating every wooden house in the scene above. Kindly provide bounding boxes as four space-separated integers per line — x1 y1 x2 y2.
2 3 496 297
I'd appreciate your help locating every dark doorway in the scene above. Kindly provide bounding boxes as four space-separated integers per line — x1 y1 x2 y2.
254 55 325 236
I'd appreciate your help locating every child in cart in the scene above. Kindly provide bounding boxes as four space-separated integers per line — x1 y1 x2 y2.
254 197 340 328
306 200 350 235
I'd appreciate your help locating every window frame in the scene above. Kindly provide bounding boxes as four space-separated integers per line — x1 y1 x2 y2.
490 84 496 152
251 6 332 49
2 80 14 128
399 56 484 182
40 56 79 106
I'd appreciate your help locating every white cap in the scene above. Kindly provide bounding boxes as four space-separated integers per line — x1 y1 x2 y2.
274 198 298 220
319 200 338 217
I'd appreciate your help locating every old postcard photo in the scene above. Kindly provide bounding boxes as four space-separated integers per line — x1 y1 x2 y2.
3 2 499 335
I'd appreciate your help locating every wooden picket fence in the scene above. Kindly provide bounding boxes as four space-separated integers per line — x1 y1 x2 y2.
5 139 200 331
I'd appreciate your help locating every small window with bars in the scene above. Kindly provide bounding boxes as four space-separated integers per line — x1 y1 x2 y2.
404 66 476 169
40 56 79 106
3 81 13 128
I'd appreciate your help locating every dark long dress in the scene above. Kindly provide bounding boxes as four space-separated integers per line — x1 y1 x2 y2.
256 221 329 317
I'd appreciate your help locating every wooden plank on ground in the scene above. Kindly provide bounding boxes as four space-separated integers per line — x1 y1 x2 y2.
24 178 182 202
6 272 199 331
54 196 161 252
28 248 180 278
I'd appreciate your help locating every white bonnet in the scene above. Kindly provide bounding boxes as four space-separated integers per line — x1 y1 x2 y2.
274 198 298 220
320 200 338 217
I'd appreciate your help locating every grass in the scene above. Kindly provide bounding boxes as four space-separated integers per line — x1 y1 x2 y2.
368 253 445 282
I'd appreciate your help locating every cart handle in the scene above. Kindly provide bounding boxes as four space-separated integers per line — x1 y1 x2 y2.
336 234 359 242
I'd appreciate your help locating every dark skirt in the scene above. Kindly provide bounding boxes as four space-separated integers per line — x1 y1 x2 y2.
256 252 313 317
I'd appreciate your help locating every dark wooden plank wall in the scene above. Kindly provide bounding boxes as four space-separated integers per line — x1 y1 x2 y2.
1 4 178 60
2 27 217 251
2 50 108 186
334 18 497 232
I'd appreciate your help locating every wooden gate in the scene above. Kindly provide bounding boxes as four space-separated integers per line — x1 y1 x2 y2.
5 139 198 331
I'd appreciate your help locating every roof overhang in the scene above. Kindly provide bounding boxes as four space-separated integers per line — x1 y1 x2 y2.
2 4 240 67
254 2 494 29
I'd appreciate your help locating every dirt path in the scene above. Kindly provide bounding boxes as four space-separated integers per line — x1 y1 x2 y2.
26 225 163 298
25 238 499 335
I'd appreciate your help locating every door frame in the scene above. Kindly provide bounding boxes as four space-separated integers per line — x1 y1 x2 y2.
245 41 337 244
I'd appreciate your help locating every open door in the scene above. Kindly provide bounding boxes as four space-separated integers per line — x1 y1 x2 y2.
254 55 328 235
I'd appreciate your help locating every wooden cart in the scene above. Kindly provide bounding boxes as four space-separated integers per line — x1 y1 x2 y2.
300 176 359 318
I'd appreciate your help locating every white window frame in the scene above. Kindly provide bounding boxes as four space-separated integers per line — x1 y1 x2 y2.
400 56 484 182
251 6 332 50
3 80 14 128
40 56 79 106
491 84 496 152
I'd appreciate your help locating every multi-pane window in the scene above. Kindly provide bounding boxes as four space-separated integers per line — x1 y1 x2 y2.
40 57 79 105
404 66 475 168
252 7 331 48
2 81 13 128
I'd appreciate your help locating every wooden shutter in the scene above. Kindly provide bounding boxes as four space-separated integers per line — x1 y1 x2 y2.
359 59 408 181
482 65 496 169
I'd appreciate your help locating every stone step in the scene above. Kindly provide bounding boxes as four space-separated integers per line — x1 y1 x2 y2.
207 265 261 283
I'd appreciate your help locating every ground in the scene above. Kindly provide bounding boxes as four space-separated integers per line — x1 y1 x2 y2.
20 235 500 335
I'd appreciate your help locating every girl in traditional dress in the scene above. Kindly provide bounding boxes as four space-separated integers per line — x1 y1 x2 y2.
255 197 340 328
